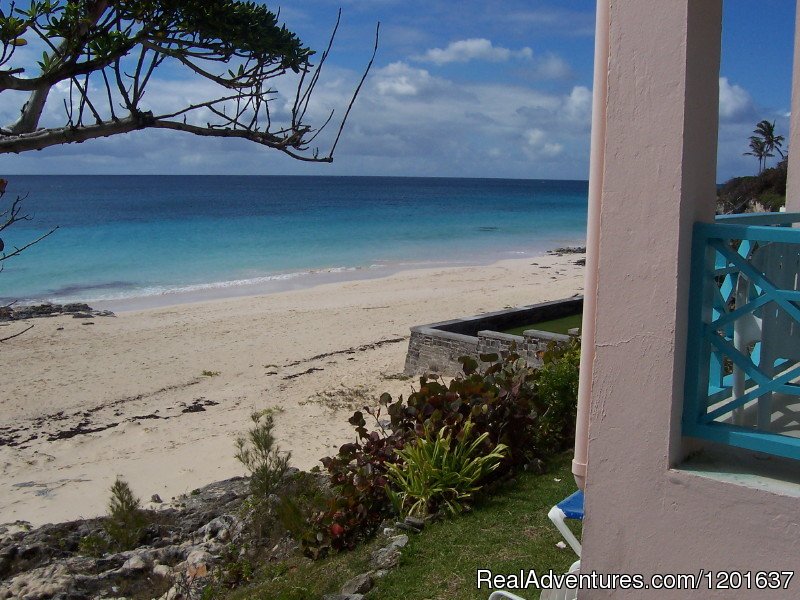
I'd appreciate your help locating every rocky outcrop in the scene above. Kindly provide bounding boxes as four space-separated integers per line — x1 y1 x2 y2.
0 303 114 321
0 477 251 600
0 474 425 600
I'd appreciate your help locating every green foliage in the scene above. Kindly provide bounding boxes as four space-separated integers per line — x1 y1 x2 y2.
200 542 256 598
718 156 787 214
534 340 581 455
759 192 786 212
78 532 109 557
235 411 291 541
308 345 581 558
201 370 221 377
104 478 149 552
3 1 310 69
235 412 291 499
386 349 540 469
308 408 405 557
386 420 507 517
275 472 331 543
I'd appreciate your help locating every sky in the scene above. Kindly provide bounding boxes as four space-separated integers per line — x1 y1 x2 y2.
0 0 796 181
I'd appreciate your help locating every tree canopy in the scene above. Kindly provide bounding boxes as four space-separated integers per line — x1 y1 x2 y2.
0 1 377 160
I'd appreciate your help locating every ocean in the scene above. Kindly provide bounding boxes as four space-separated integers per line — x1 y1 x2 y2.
0 176 587 310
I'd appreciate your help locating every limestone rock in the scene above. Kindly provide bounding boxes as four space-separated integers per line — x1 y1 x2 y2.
122 554 148 572
341 572 373 595
370 546 400 570
387 534 408 549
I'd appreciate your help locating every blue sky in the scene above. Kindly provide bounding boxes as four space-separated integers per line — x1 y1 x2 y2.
0 0 796 181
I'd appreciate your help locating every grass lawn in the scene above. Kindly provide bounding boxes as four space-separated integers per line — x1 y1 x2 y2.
223 453 581 600
503 314 583 337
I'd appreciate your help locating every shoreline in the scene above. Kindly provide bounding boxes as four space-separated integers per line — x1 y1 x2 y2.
7 241 586 313
0 251 585 526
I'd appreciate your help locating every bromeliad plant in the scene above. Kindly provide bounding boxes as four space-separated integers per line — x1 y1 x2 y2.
386 420 508 518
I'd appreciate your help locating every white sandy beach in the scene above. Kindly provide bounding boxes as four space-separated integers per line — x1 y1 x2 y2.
0 253 583 526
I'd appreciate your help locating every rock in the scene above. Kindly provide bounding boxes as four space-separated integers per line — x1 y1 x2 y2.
341 572 373 595
151 494 163 503
0 562 73 599
153 564 172 578
196 514 238 543
63 303 92 313
186 548 211 578
387 534 408 550
370 546 400 570
404 516 424 528
323 595 364 600
396 515 424 532
122 554 148 572
525 458 546 475
0 475 273 599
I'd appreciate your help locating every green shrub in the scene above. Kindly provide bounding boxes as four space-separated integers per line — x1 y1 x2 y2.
533 340 581 454
78 533 109 557
308 346 580 558
758 192 786 212
104 478 149 551
386 420 507 517
275 472 331 542
235 412 291 499
385 350 540 470
308 407 406 557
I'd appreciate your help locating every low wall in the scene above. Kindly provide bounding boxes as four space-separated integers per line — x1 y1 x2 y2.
404 296 582 376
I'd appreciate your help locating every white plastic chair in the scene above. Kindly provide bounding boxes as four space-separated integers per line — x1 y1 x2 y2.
732 242 800 430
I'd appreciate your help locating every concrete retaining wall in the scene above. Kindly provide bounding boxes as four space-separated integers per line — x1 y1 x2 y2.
403 297 582 376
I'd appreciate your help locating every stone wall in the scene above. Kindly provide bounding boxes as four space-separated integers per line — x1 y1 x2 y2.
403 297 581 376
403 327 479 376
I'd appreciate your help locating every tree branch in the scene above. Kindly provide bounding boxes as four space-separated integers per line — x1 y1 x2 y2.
0 114 155 153
0 323 34 343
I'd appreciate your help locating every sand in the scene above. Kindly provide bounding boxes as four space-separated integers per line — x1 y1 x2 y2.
0 253 584 526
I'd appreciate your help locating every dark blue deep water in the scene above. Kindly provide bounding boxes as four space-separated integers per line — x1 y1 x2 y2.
0 176 587 307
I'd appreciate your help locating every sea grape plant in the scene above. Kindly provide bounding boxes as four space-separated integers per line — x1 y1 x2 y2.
306 343 581 558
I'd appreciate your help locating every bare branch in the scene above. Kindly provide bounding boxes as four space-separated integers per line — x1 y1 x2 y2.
329 22 380 158
0 227 58 263
0 323 34 343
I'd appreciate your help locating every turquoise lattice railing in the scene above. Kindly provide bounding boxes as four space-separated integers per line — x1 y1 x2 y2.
683 213 800 460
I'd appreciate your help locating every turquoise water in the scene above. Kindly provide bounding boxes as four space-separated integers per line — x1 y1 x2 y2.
0 176 587 308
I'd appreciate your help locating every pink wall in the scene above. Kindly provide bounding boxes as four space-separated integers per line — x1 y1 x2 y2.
580 1 800 597
787 2 800 212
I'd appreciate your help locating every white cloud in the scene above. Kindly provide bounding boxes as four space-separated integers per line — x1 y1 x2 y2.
524 128 564 158
562 86 592 126
531 53 572 80
719 77 756 123
373 62 438 97
0 58 592 179
414 38 533 66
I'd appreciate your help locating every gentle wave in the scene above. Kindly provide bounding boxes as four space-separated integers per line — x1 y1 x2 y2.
14 265 380 305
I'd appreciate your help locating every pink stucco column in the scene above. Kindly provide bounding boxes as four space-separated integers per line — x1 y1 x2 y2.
786 1 800 212
579 0 722 597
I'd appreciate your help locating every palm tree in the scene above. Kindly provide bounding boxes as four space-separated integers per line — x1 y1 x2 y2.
744 136 773 174
754 119 785 160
